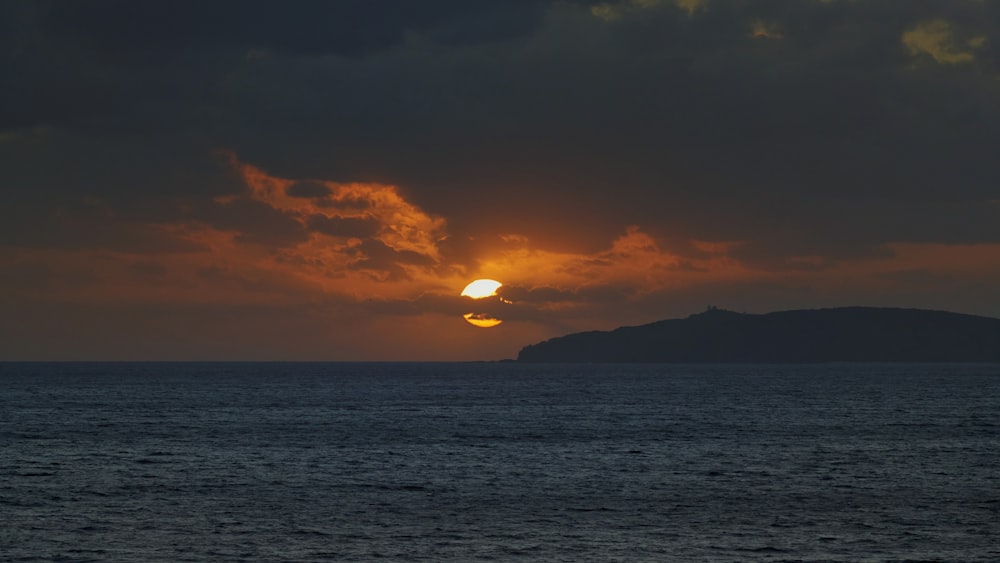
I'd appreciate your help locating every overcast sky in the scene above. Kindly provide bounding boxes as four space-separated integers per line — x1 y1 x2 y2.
2 0 999 360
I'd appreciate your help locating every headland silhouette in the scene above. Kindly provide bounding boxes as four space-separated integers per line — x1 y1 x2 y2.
517 307 1000 363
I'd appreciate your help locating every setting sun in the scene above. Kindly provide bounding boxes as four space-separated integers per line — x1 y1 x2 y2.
462 313 503 328
461 279 504 328
461 279 502 299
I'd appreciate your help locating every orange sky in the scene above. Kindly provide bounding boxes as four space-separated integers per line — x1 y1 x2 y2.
2 0 999 359
4 153 999 360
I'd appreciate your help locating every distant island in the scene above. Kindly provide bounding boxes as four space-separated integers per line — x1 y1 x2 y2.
516 307 1000 363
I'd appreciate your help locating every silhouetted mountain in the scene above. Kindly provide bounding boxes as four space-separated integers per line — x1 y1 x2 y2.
517 307 1000 363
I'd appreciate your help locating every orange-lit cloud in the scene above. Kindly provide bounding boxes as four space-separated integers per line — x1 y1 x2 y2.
221 153 446 261
168 155 461 304
902 20 986 64
194 158 754 313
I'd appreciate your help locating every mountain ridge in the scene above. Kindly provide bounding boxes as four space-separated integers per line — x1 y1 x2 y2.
516 307 1000 363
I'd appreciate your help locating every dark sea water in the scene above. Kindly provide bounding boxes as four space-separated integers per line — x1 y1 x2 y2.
2 362 999 562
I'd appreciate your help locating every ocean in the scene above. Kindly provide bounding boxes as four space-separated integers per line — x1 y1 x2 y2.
2 362 998 561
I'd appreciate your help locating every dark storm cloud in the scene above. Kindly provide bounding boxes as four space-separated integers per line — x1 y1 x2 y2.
37 0 549 57
306 214 380 238
0 197 205 253
287 181 332 198
498 284 586 305
356 292 471 318
492 282 642 326
193 198 309 247
0 0 548 134
0 131 243 211
346 239 436 279
2 0 999 266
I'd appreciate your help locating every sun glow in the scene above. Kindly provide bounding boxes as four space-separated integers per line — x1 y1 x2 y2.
461 279 502 299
